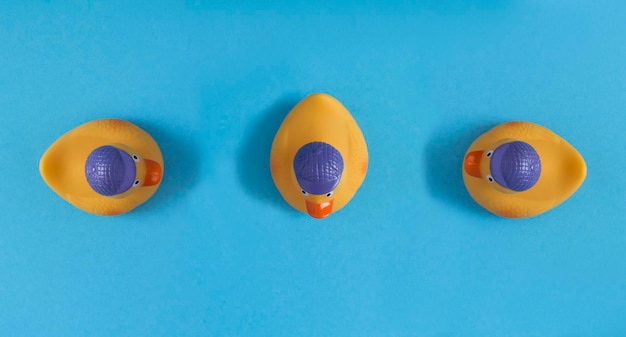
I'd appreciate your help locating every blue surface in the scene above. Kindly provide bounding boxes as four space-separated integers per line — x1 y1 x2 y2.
1 1 625 336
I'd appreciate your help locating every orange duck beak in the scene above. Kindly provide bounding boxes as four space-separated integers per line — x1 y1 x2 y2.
305 200 334 219
464 151 483 178
143 159 162 186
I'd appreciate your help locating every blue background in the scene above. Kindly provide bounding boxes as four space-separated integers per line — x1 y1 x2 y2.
1 1 625 336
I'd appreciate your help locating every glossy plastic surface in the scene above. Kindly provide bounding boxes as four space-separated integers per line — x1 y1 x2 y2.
462 121 586 218
39 119 164 215
270 93 368 218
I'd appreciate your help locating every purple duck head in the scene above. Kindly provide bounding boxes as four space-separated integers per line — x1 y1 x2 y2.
489 141 541 192
293 142 344 218
293 142 344 195
85 145 137 196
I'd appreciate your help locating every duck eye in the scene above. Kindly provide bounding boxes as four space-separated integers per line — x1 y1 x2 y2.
133 180 141 187
486 151 493 157
326 191 333 198
486 175 494 183
301 189 308 196
132 154 140 162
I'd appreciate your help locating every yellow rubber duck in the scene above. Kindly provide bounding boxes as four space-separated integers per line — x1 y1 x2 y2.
462 121 586 218
270 93 368 218
40 119 163 216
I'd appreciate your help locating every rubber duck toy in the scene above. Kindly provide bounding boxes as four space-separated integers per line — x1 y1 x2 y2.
462 121 586 218
40 119 163 216
270 93 368 219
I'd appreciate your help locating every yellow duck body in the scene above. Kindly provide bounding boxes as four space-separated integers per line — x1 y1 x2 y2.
40 119 163 216
462 121 586 218
270 93 368 218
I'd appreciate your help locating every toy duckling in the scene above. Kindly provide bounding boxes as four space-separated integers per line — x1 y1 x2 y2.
270 93 368 218
462 121 586 218
40 119 163 216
